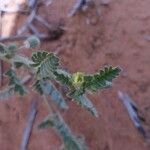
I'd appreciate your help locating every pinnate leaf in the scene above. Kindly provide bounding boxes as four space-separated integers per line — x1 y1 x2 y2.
31 51 59 79
38 114 88 150
5 69 27 95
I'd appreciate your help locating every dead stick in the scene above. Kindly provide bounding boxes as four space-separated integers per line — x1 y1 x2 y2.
35 15 53 29
68 0 85 17
17 10 37 35
0 34 50 42
35 15 66 31
20 98 37 150
18 0 39 35
27 0 39 9
118 91 146 138
28 24 41 36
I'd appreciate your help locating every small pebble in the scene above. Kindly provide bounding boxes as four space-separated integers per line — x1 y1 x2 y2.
90 17 98 25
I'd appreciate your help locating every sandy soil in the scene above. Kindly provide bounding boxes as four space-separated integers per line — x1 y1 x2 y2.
0 0 150 150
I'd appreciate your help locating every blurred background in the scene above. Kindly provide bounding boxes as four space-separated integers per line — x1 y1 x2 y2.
0 0 150 150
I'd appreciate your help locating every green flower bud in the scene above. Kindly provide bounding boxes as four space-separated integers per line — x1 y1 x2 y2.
72 72 85 88
24 36 40 48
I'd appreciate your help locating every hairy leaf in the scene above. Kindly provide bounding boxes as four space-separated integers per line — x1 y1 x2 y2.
33 79 44 95
55 71 99 116
0 43 17 59
68 91 98 117
5 69 27 95
86 66 121 92
55 66 121 94
54 66 121 116
31 51 59 79
38 114 88 150
70 66 121 95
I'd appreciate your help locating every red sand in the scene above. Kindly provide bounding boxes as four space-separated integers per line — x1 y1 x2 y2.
0 0 150 149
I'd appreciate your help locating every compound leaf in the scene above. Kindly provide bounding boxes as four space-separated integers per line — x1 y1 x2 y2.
38 114 88 150
31 51 59 79
54 66 121 116
86 66 121 92
68 91 98 117
5 69 27 95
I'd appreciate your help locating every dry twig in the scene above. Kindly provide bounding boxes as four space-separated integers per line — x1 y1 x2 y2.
68 0 95 17
0 0 64 42
0 34 50 42
20 98 37 150
69 0 85 17
27 0 38 9
118 91 147 138
17 9 37 35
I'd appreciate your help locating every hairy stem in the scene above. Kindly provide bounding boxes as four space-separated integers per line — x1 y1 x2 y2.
43 95 56 115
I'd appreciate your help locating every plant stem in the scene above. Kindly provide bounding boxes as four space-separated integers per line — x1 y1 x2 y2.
43 95 55 114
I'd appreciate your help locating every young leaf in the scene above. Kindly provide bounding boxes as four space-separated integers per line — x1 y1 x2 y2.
38 114 88 150
86 66 121 92
31 51 59 79
72 66 121 94
33 79 44 95
68 91 99 117
0 43 16 58
70 67 120 116
55 71 98 116
55 66 121 94
5 69 27 95
54 66 121 117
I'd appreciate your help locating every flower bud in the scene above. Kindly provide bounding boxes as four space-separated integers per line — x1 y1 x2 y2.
72 72 85 88
24 36 40 48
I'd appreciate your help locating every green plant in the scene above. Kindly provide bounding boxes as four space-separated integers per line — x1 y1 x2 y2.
0 36 121 150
